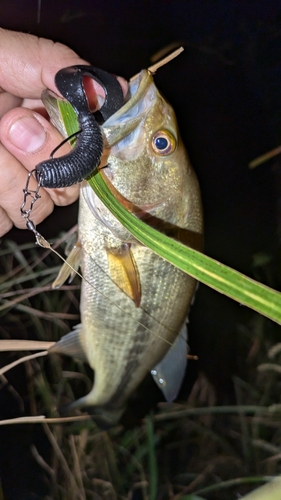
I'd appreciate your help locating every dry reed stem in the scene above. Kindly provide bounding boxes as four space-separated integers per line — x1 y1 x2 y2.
147 47 184 73
69 434 86 499
0 351 48 376
30 444 56 478
130 47 184 80
249 145 281 168
258 363 281 374
0 415 90 426
43 423 85 500
0 340 55 351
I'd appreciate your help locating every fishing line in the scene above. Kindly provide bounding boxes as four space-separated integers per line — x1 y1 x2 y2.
35 232 174 347
19 159 188 348
48 231 195 360
86 246 178 335
20 164 175 348
27 231 195 358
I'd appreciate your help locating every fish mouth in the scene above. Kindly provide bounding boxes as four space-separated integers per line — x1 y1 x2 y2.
98 70 166 212
83 70 165 228
102 70 155 148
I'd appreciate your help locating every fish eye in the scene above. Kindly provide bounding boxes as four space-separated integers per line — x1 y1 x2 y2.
151 130 176 155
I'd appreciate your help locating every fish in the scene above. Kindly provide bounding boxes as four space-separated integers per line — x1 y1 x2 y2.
45 68 203 423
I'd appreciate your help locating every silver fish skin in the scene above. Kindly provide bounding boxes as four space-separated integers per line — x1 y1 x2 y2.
48 69 203 416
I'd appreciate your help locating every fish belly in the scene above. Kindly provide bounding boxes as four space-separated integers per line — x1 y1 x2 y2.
78 192 196 410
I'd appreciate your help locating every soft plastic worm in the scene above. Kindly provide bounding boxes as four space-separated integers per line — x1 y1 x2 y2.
35 66 124 188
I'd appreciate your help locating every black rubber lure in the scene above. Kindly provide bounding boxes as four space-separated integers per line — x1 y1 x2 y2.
35 66 124 188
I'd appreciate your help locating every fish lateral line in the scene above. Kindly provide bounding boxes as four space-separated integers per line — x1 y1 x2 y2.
35 230 173 348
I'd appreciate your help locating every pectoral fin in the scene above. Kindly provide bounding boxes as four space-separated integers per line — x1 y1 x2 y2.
48 324 87 362
52 241 82 289
151 322 188 402
106 244 141 307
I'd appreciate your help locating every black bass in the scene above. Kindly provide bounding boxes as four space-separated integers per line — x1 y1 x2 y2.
46 68 203 421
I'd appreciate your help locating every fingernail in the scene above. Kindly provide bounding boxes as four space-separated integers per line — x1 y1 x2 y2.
8 115 46 152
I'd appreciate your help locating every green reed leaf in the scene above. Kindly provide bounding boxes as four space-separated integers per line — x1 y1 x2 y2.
59 100 281 326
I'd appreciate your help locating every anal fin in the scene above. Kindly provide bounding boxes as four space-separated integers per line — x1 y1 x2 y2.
106 243 141 307
48 324 87 363
151 321 188 402
52 241 81 289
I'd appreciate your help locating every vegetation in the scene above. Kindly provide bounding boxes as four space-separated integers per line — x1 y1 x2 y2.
1 85 281 498
0 233 281 499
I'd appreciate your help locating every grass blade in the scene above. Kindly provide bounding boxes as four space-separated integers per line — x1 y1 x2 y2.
240 476 281 499
89 172 281 325
58 96 281 326
145 416 158 500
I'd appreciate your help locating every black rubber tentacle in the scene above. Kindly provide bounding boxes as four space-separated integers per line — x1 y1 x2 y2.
35 65 124 188
54 65 124 123
35 115 103 188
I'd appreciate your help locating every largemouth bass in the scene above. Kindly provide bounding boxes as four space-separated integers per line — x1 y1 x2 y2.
46 68 203 421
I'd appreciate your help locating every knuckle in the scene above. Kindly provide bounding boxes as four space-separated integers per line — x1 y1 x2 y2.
0 211 13 236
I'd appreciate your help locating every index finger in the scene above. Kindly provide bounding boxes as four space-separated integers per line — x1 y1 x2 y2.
0 28 89 98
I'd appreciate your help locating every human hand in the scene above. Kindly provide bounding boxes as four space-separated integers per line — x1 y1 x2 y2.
0 28 127 236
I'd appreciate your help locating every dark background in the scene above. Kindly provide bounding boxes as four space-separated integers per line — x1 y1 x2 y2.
1 1 281 498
